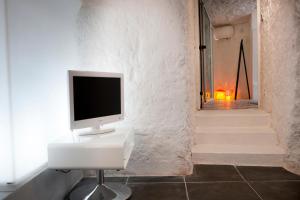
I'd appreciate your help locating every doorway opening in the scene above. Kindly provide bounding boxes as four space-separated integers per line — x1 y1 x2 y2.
198 0 259 110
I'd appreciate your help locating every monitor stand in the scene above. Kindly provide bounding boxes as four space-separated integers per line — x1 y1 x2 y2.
78 126 115 136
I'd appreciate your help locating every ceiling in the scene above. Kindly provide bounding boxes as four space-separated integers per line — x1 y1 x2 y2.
203 0 257 26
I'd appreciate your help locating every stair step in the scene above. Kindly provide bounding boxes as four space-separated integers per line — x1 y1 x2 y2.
194 127 278 145
194 133 278 146
192 144 284 166
195 109 269 117
195 126 275 134
195 109 270 127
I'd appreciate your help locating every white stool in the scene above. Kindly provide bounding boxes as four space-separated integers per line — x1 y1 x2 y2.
48 130 134 200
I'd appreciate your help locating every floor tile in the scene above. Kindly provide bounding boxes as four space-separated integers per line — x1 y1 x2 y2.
128 183 187 200
0 192 11 200
128 176 184 183
185 165 242 182
251 181 300 200
187 182 260 200
65 178 97 200
237 166 300 181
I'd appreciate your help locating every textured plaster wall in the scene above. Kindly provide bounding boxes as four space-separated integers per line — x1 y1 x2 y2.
288 0 300 175
286 0 300 174
261 0 300 174
78 0 194 175
203 0 256 26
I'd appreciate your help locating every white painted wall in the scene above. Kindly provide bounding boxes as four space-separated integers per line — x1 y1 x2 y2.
0 0 14 184
6 0 81 182
78 0 193 175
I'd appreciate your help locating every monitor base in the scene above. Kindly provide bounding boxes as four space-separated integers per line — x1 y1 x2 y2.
78 128 116 136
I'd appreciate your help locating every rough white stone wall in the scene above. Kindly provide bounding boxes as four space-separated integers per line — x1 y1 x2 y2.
78 0 193 175
77 0 300 175
286 0 300 175
261 0 300 174
203 0 256 26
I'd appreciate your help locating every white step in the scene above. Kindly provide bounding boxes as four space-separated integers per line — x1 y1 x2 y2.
192 144 284 166
195 109 270 127
194 127 279 146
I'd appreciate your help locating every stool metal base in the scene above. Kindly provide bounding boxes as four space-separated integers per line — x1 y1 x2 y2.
67 170 131 200
68 183 132 200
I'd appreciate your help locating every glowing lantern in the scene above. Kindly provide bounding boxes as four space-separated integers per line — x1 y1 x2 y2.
215 89 226 101
206 92 211 99
225 95 231 101
225 90 231 101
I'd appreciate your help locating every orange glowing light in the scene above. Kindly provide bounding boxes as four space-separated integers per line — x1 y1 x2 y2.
225 95 231 101
225 90 231 101
206 92 211 99
214 89 232 101
215 89 226 100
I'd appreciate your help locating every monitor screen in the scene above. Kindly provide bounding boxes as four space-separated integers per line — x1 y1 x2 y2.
73 76 121 121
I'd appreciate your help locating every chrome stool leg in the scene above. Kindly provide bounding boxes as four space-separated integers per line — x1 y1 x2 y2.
67 170 132 200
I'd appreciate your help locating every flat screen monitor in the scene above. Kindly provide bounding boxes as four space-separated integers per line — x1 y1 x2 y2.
69 70 124 130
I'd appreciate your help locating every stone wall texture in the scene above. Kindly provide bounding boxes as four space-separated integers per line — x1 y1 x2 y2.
76 0 300 175
286 0 300 175
261 0 300 174
77 0 194 175
203 0 256 26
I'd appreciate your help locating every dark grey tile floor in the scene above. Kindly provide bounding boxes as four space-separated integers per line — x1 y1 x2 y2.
75 165 300 200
